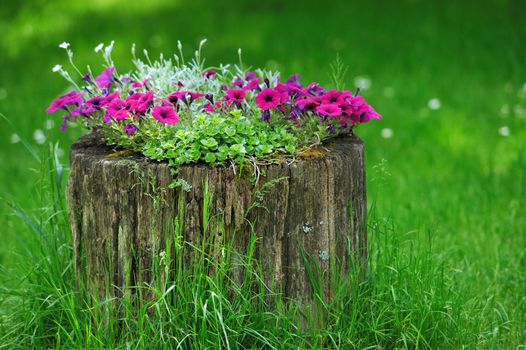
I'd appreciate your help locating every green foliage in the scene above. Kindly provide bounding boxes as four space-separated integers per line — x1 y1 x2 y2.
111 110 299 173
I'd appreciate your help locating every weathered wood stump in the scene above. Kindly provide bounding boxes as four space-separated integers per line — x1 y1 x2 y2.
67 133 367 313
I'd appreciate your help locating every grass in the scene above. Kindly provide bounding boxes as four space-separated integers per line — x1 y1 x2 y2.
1 0 525 348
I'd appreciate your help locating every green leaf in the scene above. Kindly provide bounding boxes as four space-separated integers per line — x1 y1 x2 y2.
200 137 218 149
204 152 216 163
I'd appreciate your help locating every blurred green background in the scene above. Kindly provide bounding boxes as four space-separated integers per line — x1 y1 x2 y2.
1 0 525 346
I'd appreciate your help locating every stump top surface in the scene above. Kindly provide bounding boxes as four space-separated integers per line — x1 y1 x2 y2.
70 133 364 170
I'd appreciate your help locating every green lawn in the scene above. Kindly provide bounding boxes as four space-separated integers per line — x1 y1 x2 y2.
1 0 525 348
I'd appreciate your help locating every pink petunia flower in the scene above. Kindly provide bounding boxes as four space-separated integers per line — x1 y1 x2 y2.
104 92 120 105
296 97 319 112
320 90 342 104
124 123 138 135
132 78 151 89
95 67 115 90
242 78 262 91
226 89 246 104
60 106 83 131
107 99 129 120
337 90 354 104
126 91 154 114
245 71 257 81
232 77 244 88
46 91 83 113
202 103 215 113
152 105 179 125
316 103 342 117
306 82 325 96
255 88 281 110
203 69 217 79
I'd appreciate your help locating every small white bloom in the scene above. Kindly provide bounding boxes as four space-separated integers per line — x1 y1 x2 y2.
383 86 395 98
52 64 62 72
354 76 371 90
45 119 55 130
59 42 70 49
33 129 46 144
381 128 394 139
428 98 441 110
513 104 524 117
94 43 104 53
10 133 20 144
0 88 7 100
498 126 510 137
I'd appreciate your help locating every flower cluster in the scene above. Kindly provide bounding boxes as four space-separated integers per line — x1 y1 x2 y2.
47 41 381 170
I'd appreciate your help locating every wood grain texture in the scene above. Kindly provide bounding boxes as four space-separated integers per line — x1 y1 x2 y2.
67 133 367 309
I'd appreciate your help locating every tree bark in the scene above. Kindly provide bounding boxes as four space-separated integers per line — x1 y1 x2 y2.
67 133 367 312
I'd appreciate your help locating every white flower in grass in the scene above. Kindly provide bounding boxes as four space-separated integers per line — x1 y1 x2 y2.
381 128 394 139
52 64 62 72
33 129 46 144
94 43 104 53
428 98 441 110
354 76 371 90
514 104 524 118
10 133 20 144
45 119 55 130
59 42 70 49
498 126 510 137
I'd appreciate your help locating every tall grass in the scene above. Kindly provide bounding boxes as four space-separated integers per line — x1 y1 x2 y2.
1 145 522 349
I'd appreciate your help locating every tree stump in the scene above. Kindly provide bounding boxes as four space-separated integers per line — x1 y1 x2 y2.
67 133 367 314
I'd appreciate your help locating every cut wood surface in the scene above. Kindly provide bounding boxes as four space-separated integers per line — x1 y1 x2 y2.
67 133 367 309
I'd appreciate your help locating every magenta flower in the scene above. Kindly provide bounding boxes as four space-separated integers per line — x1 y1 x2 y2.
296 97 318 112
46 91 83 113
81 74 92 83
167 91 184 105
107 99 129 120
226 89 246 104
320 90 342 104
245 71 257 81
356 105 382 123
242 78 262 91
126 91 154 114
124 123 138 135
104 92 120 104
286 74 300 84
316 103 342 117
339 103 354 116
203 69 217 79
152 105 179 125
232 77 244 87
202 103 215 113
132 78 151 89
169 91 205 105
337 91 354 104
95 67 115 90
60 106 83 131
255 88 281 110
306 82 325 96
81 96 106 116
